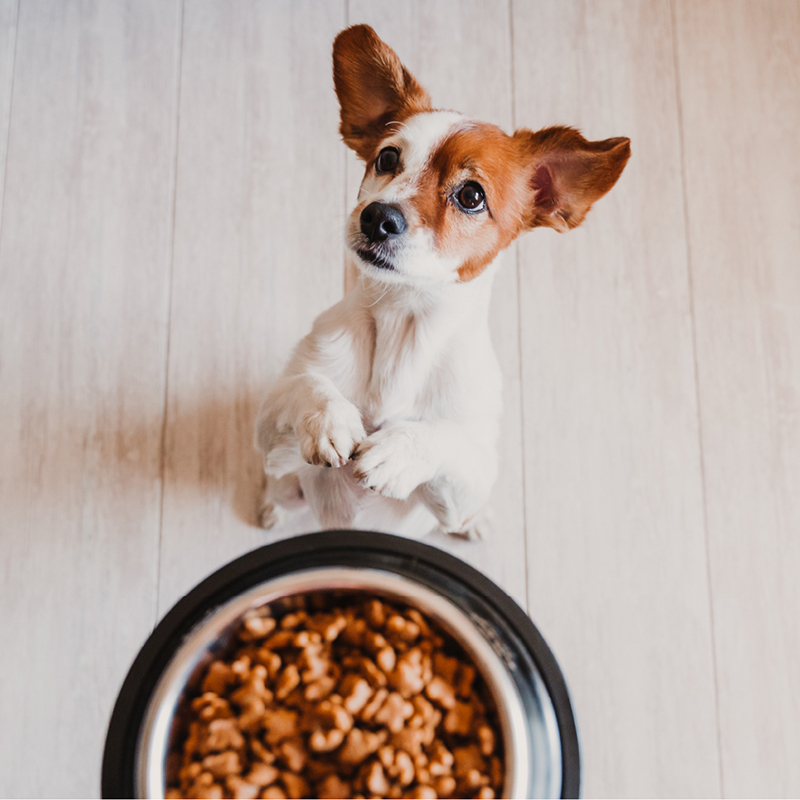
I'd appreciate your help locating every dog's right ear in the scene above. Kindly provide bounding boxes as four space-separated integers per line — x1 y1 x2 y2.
333 25 432 161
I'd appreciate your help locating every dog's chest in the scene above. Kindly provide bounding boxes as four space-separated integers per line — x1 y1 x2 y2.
353 309 456 428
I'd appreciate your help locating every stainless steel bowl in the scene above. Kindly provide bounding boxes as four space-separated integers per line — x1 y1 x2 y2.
103 531 580 798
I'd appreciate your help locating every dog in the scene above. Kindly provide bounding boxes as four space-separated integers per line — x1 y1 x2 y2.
255 25 630 539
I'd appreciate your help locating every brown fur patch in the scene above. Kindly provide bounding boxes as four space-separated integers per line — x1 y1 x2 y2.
333 25 432 161
405 123 630 281
406 123 529 282
513 126 631 232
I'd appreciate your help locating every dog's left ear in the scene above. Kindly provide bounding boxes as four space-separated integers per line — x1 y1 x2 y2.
514 126 631 232
333 25 432 161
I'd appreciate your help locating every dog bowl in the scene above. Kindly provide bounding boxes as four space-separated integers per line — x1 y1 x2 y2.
102 531 579 798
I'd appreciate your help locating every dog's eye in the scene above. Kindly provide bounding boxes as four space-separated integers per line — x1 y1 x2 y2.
455 182 486 213
375 147 400 174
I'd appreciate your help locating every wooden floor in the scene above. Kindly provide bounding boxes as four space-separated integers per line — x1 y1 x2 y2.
1 1 798 797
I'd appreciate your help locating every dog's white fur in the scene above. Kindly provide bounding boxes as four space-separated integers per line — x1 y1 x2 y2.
255 110 501 538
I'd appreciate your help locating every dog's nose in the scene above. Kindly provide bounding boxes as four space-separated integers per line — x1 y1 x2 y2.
360 202 407 242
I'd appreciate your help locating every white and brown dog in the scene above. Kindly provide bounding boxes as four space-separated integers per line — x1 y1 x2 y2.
255 25 629 538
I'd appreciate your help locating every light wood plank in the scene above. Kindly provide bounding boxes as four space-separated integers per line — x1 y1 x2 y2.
513 1 720 795
0 0 17 217
675 1 800 795
0 1 181 795
345 0 528 608
157 0 347 616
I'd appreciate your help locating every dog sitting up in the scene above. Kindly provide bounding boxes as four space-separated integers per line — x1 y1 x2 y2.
255 25 630 538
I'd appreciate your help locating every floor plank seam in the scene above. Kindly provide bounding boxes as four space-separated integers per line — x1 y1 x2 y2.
155 0 186 628
669 1 725 794
507 0 530 616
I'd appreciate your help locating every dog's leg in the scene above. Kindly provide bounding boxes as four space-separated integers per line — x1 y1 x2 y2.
257 471 306 530
353 420 496 536
255 373 365 469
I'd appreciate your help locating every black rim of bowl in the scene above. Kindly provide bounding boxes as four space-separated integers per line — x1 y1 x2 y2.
102 530 580 798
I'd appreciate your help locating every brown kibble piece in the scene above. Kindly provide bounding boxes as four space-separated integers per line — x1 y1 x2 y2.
277 737 307 773
280 612 307 630
489 756 503 789
378 745 395 769
425 676 456 710
307 613 348 642
339 727 386 764
238 697 267 733
262 708 299 745
360 656 389 688
374 692 415 733
385 615 421 643
474 788 495 799
260 786 287 800
365 761 391 796
432 653 459 683
463 768 485 791
364 629 389 653
359 687 389 722
203 718 245 753
187 771 224 800
264 630 295 650
245 762 279 788
317 774 352 799
453 746 486 779
304 674 336 701
241 615 277 641
391 727 426 756
202 750 242 779
456 664 476 698
389 649 426 697
394 750 416 786
341 674 373 715
249 739 275 765
405 609 433 638
404 787 437 799
376 645 397 673
444 701 474 737
314 697 354 732
192 693 232 723
226 776 260 800
308 727 345 752
255 648 282 679
428 742 454 777
193 784 224 799
477 724 495 756
275 664 301 700
280 772 310 800
365 599 387 628
202 662 236 695
435 776 457 798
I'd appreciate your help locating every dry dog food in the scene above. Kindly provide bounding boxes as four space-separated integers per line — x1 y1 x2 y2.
166 595 504 799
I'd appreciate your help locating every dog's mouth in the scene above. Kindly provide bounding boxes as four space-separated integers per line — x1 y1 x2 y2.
355 248 396 272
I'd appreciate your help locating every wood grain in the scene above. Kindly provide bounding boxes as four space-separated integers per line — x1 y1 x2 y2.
157 0 347 616
345 0 529 608
0 2 798 796
675 1 800 795
0 1 181 795
0 0 17 217
513 1 720 795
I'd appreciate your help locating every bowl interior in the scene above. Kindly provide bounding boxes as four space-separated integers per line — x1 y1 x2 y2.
136 567 534 798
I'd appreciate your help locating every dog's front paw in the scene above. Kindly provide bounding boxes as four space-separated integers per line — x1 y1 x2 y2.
353 423 436 500
299 399 366 468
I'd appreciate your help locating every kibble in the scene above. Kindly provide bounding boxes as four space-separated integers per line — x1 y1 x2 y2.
168 597 503 799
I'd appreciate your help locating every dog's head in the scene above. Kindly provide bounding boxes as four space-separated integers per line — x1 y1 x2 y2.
333 25 630 286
